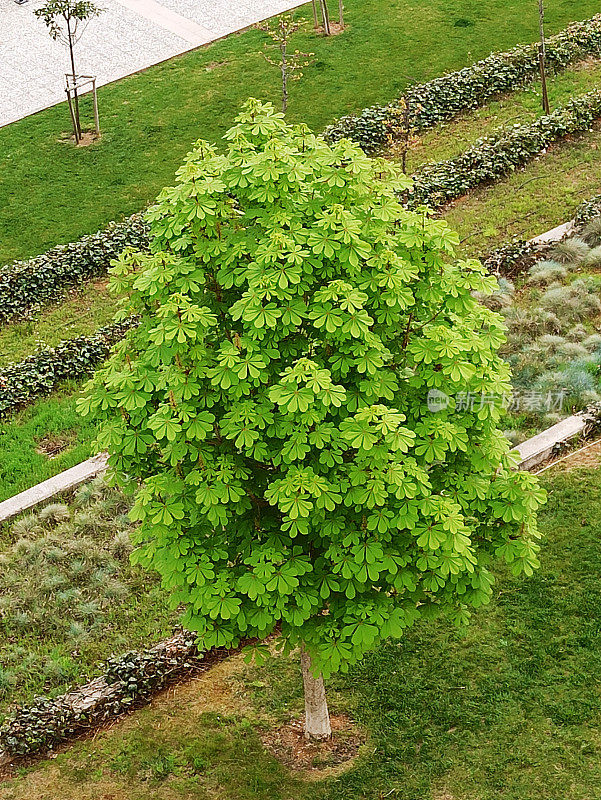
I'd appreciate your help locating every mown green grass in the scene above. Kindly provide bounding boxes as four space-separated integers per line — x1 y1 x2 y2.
443 121 601 253
0 389 94 503
401 58 601 170
0 280 120 369
1 0 600 263
2 466 601 799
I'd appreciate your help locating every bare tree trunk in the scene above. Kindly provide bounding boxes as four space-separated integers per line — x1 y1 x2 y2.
66 16 81 142
311 0 319 28
537 0 550 115
281 42 288 113
320 0 331 35
338 0 344 27
300 644 331 740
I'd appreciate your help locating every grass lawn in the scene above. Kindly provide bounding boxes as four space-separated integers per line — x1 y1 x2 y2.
0 280 120 369
443 123 601 253
1 465 601 798
4 57 601 371
2 0 601 264
397 58 601 171
0 389 96 503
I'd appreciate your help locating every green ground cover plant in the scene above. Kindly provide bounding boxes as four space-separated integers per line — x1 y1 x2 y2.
0 320 134 419
0 280 121 369
2 0 600 264
1 466 600 799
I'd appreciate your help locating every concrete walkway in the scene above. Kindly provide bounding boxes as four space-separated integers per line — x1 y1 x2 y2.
0 0 301 128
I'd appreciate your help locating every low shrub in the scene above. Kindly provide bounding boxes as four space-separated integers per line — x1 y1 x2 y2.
324 15 601 153
550 237 590 265
0 633 199 758
575 194 601 227
580 217 601 247
0 319 136 418
483 239 542 278
0 216 148 325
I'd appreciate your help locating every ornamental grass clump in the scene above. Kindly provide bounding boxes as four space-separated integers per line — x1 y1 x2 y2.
80 100 545 741
580 217 601 248
550 238 590 266
540 279 601 324
527 260 568 286
583 245 601 269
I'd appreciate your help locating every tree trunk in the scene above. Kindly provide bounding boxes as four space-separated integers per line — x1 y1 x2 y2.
320 0 331 35
537 0 550 115
281 42 288 113
311 0 319 28
300 644 331 740
338 0 344 27
66 15 81 142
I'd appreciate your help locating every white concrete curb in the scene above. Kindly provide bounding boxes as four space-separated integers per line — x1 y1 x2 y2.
511 414 588 471
0 412 593 525
529 219 575 245
0 454 108 524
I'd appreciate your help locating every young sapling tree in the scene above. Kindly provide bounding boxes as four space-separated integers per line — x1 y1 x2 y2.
537 0 551 114
79 100 545 740
257 14 313 114
34 0 102 142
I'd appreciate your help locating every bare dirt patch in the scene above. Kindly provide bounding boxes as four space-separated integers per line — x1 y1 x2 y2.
315 22 346 35
35 431 76 459
259 713 363 773
552 437 601 471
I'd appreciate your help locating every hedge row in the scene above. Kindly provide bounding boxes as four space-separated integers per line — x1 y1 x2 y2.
6 17 601 320
0 319 136 419
407 90 601 211
0 633 199 758
0 215 148 325
324 14 601 153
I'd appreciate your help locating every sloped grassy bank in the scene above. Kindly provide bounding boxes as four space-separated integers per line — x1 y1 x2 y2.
1 467 601 799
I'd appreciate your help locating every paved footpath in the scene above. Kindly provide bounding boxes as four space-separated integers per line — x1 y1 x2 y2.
0 0 301 127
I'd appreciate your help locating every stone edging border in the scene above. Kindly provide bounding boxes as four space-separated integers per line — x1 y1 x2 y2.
0 633 244 769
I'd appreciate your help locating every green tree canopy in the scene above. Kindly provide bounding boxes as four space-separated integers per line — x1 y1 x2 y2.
79 99 545 678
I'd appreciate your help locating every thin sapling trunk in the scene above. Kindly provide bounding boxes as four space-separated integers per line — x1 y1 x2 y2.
66 14 81 141
300 645 332 740
537 0 551 115
281 41 288 113
311 0 319 28
320 0 331 35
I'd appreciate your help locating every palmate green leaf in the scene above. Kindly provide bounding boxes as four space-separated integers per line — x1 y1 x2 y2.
79 99 544 681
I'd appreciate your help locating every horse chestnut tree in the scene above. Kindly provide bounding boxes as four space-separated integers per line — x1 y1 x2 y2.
79 100 545 739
